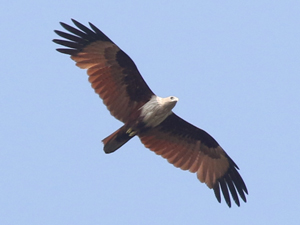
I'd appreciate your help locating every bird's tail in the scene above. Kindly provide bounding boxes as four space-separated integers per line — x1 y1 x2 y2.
102 125 135 154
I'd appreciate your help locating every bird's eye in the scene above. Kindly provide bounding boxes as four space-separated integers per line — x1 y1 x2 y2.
170 96 174 100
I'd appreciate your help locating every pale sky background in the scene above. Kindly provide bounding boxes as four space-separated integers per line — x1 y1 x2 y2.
1 1 300 224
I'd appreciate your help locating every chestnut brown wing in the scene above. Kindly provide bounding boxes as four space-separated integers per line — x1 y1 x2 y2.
139 113 248 207
53 19 155 123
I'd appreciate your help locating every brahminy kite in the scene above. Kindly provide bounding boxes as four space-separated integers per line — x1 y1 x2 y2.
53 19 248 207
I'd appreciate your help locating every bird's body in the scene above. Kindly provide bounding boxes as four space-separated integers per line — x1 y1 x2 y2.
53 19 248 207
103 95 178 153
140 96 178 127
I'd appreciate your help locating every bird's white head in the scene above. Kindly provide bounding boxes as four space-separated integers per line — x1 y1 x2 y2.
168 96 179 102
162 96 179 110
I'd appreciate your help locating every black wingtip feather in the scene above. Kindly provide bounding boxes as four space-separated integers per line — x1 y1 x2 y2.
54 30 87 44
213 184 221 203
59 22 88 39
55 48 79 55
220 179 231 207
225 174 240 206
88 22 106 37
216 167 248 207
53 39 83 49
71 19 97 38
53 19 114 55
231 169 248 202
212 155 248 207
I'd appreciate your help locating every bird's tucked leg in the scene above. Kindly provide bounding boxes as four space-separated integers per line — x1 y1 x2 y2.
102 125 135 154
126 128 137 136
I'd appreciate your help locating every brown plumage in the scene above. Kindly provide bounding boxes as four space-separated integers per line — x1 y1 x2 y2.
53 19 248 207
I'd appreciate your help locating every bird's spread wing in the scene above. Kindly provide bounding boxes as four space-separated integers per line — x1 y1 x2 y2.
53 19 154 123
139 113 248 207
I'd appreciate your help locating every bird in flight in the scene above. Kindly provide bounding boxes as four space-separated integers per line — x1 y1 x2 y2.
53 19 248 207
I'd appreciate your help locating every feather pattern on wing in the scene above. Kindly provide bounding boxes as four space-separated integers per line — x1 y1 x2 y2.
139 113 248 207
53 19 154 122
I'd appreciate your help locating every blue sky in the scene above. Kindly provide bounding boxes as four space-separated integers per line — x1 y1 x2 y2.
1 1 300 224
